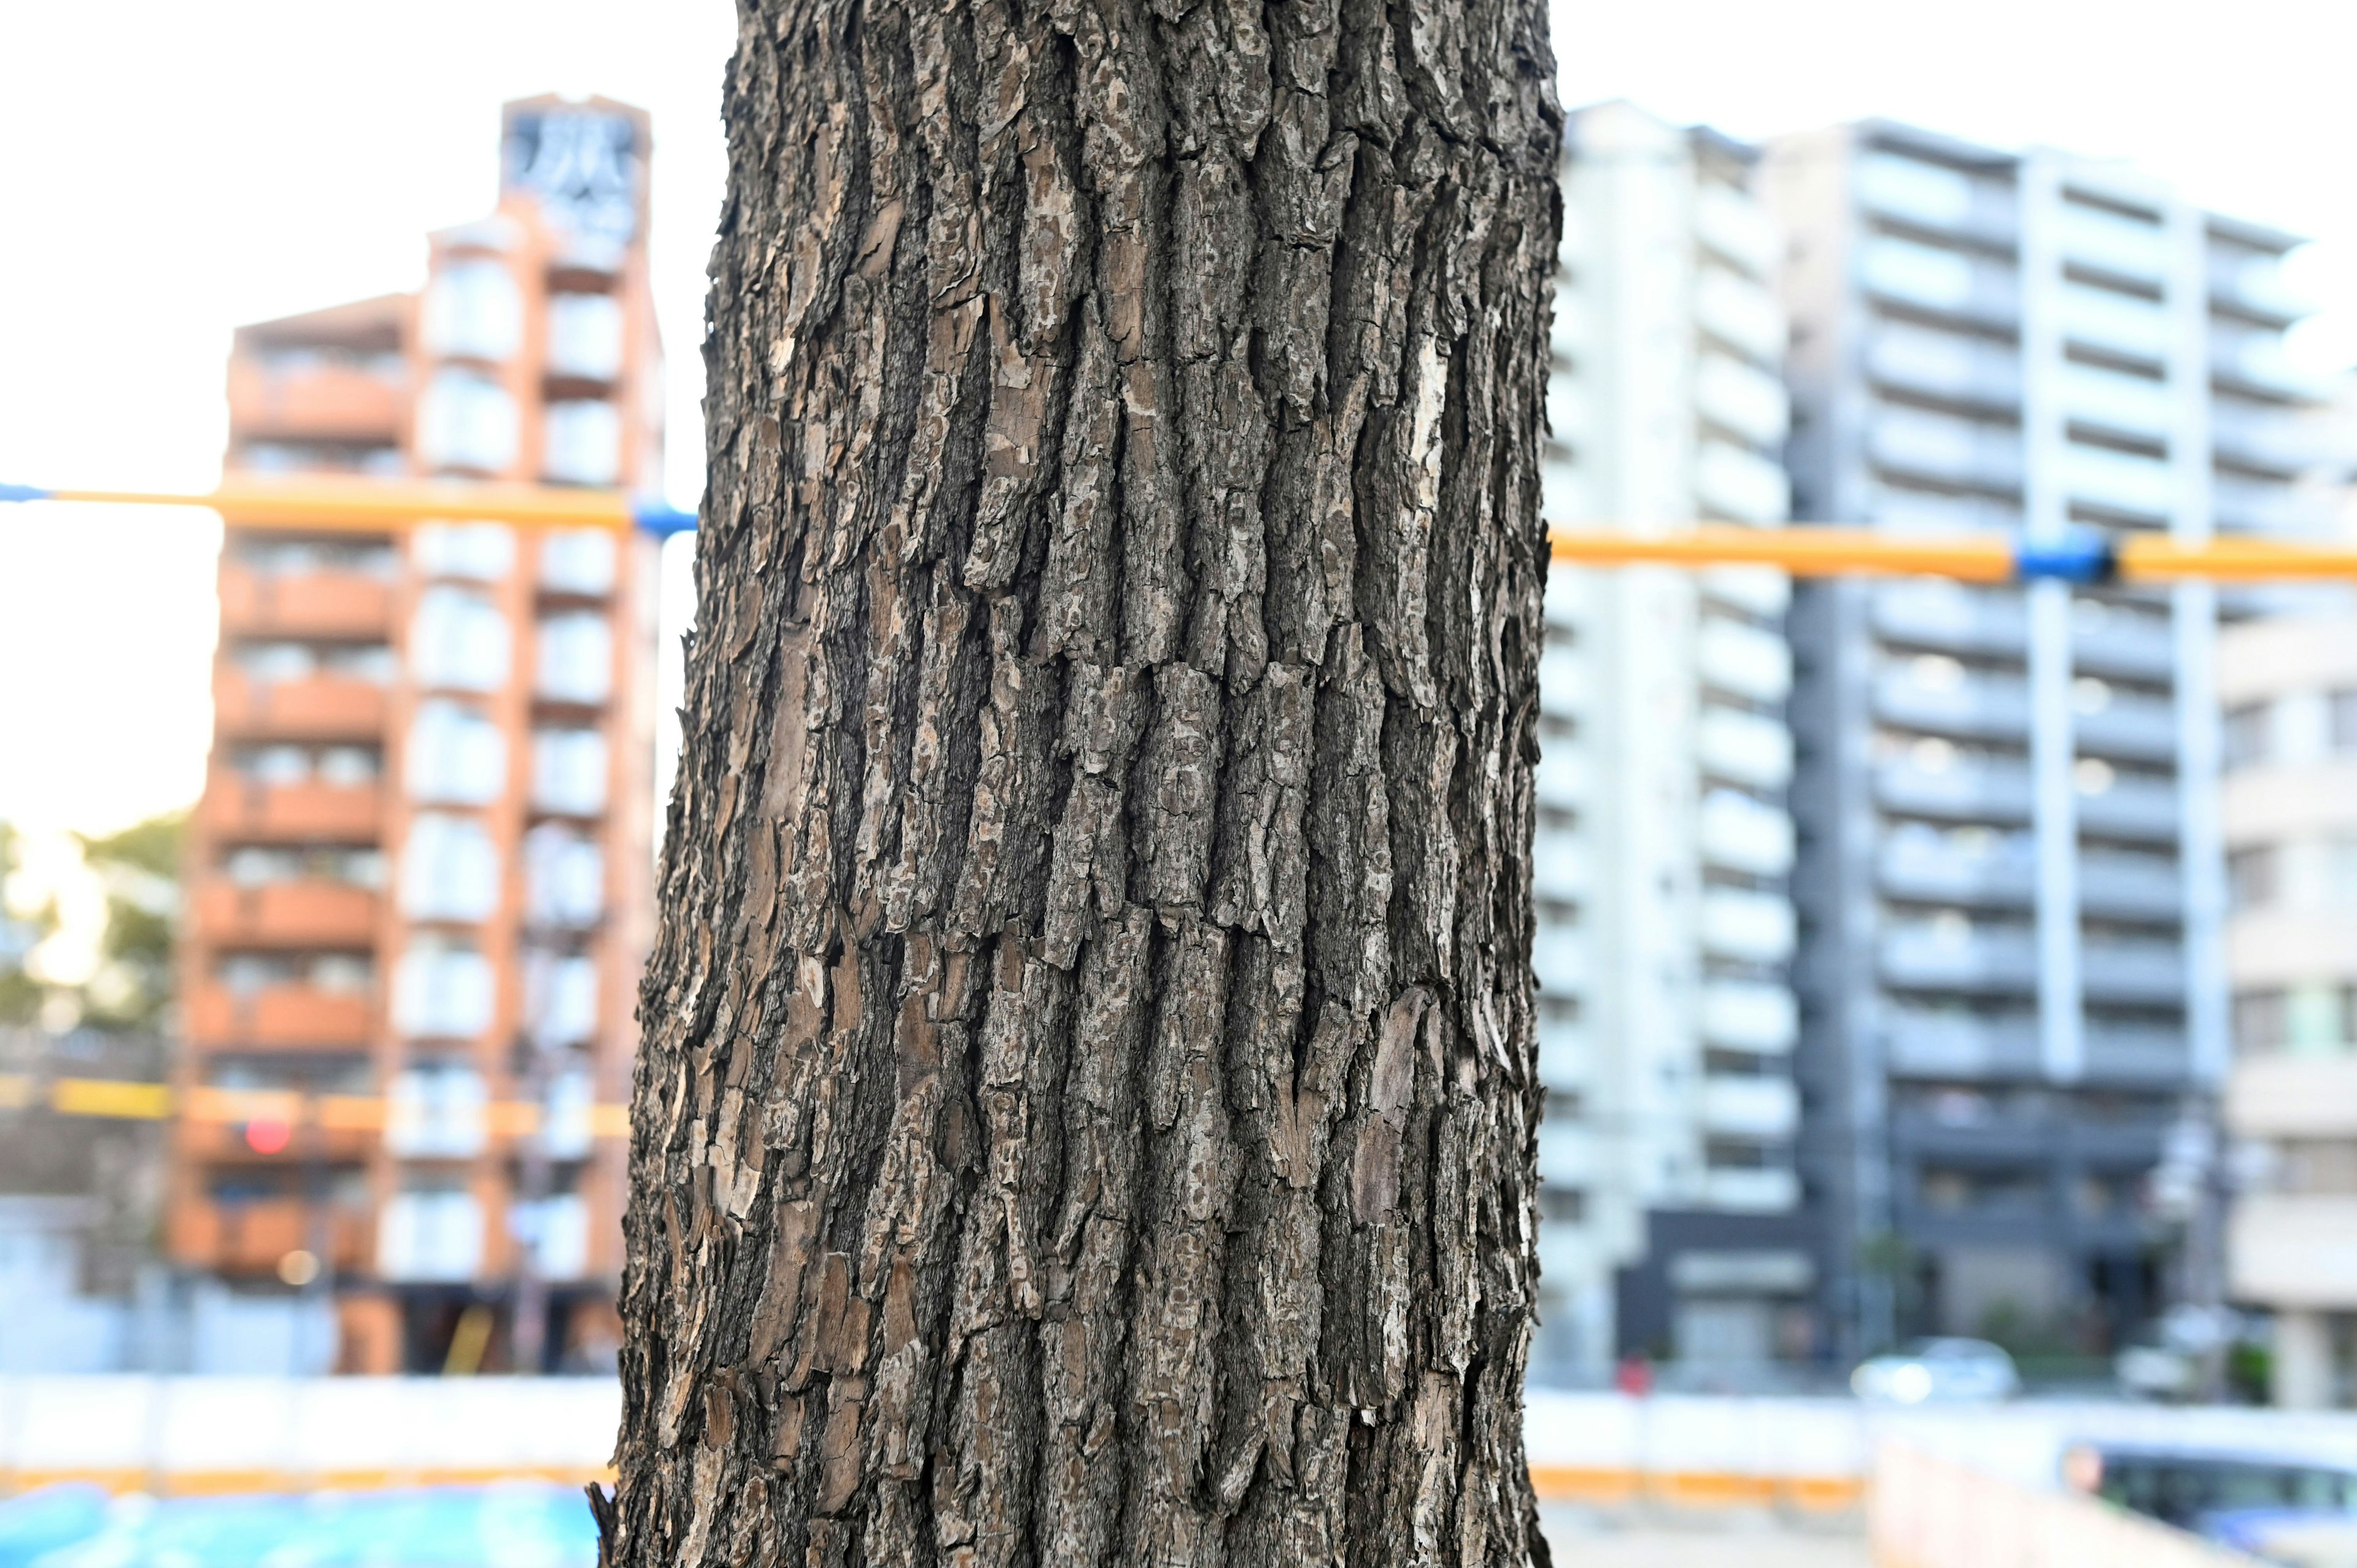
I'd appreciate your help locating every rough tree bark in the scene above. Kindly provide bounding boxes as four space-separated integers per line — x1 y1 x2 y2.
606 0 1562 1562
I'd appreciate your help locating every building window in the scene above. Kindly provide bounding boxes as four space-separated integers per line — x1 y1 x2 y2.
2233 989 2286 1054
417 369 521 473
2333 690 2357 754
1538 1187 1587 1226
2226 846 2277 912
2223 701 2272 770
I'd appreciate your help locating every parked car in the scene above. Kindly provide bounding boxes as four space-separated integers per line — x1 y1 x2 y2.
1851 1337 2020 1403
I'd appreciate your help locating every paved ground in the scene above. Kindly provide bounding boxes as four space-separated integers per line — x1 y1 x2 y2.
1538 1508 1873 1567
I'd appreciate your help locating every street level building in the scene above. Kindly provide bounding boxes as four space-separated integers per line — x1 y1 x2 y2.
170 96 664 1372
1763 120 2323 1356
2219 611 2357 1407
1532 103 1811 1383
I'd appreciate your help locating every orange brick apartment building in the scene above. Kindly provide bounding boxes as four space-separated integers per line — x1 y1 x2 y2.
171 96 664 1373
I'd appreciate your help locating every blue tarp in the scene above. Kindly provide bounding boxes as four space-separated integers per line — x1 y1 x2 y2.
0 1484 598 1568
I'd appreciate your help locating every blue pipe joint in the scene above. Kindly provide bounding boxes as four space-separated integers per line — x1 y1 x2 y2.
631 500 700 538
0 482 54 504
2015 530 2115 585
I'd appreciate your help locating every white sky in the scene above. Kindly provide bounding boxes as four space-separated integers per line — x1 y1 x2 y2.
1 0 2352 836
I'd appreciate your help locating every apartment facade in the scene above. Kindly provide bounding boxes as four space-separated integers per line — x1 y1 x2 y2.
1533 104 1811 1382
1763 121 2320 1356
171 96 662 1373
2218 612 2357 1406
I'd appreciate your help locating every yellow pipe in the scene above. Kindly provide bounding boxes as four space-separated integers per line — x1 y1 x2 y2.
15 479 2357 581
1546 526 2020 581
42 478 641 533
2115 534 2357 582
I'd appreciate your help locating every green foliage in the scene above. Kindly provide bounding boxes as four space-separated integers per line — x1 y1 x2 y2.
76 810 187 1032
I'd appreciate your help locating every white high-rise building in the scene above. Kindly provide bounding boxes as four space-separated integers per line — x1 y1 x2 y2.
1531 103 1810 1383
1763 120 2322 1358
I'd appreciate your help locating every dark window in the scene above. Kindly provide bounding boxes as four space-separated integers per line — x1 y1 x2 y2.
2227 846 2277 911
1538 1187 1587 1226
2234 989 2286 1054
2223 702 2272 770
2332 690 2357 753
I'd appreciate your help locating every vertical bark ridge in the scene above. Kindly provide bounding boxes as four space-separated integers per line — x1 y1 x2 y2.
614 0 1561 1562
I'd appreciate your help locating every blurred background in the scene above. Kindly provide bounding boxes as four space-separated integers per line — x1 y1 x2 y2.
6 3 2357 1566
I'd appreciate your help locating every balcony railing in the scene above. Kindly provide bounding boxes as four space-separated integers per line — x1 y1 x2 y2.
192 881 380 948
185 984 374 1050
212 670 388 740
217 563 393 639
227 357 406 445
201 770 381 842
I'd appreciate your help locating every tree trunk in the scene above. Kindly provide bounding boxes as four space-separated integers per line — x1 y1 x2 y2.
609 0 1562 1562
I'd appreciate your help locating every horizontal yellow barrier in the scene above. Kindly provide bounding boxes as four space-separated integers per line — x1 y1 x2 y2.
0 1074 631 1137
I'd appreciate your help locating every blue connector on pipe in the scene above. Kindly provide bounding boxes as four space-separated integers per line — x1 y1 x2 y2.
632 500 700 538
2015 529 2115 585
0 482 55 504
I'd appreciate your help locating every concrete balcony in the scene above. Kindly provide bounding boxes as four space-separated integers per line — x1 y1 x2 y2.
1879 924 2037 995
201 770 382 843
1873 666 2029 741
1873 581 2024 657
2081 941 2184 1006
2074 693 2178 764
1878 835 2034 908
1697 709 1792 789
1697 619 1790 703
2213 474 2327 535
2077 776 2179 843
217 565 393 640
1695 187 1778 277
2059 361 2170 446
2224 905 2357 990
2060 443 2173 524
2062 283 2169 368
192 880 380 948
1875 757 2034 825
2083 1025 2188 1086
1695 353 1788 447
1534 744 1593 813
1701 982 1797 1053
2072 609 2177 682
1866 406 2022 496
2078 852 2182 920
2213 333 2332 404
1859 234 2020 328
1532 928 1591 995
1699 792 1792 877
2227 1054 2357 1140
1864 320 2021 412
227 357 406 445
2209 250 2309 328
2211 400 2321 477
1695 268 1785 363
1536 1122 1600 1188
2230 1194 2357 1310
2057 203 2168 288
1537 644 1590 716
168 1199 372 1275
1700 1167 1799 1213
2223 763 2357 849
185 984 374 1051
1701 1076 1798 1139
1884 1011 2040 1079
1695 439 1789 525
1531 828 1592 905
1700 889 1795 963
212 669 388 740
